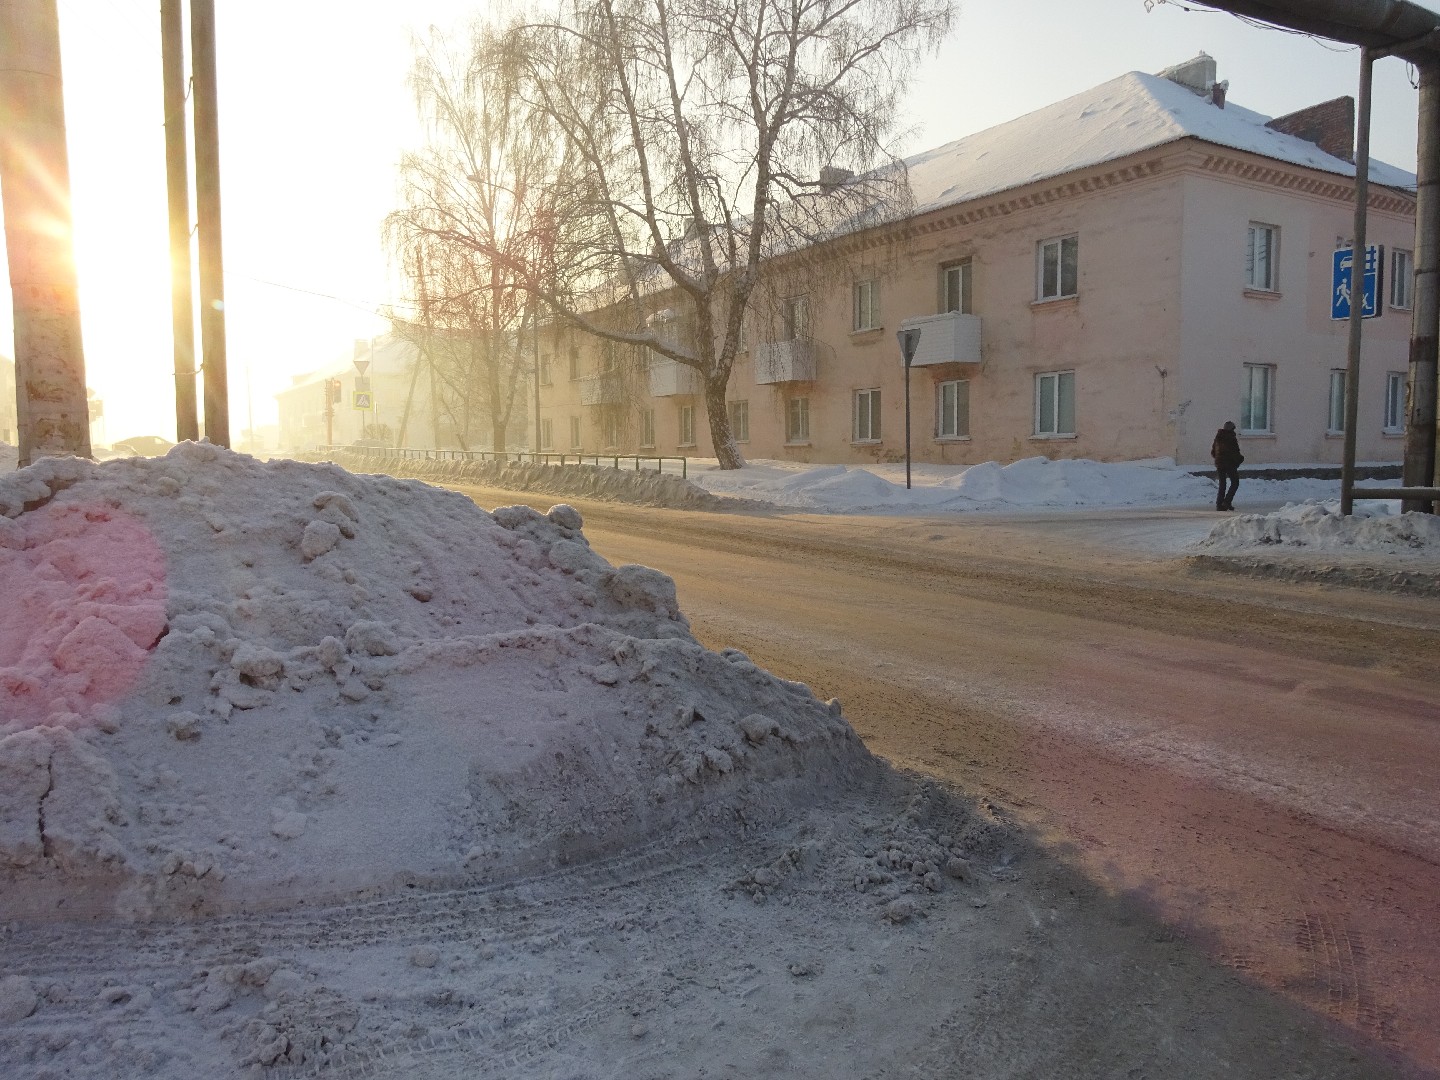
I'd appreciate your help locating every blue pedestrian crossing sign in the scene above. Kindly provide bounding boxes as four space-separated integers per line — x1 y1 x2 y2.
1332 245 1383 320
352 391 373 410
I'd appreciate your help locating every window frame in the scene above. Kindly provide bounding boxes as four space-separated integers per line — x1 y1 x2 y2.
1240 363 1275 434
678 404 696 447
852 279 880 332
1327 369 1347 435
567 345 580 382
941 259 972 314
1384 371 1407 434
540 417 553 451
639 407 656 449
568 415 582 450
539 353 552 386
781 295 810 342
727 399 750 443
936 378 970 439
1391 248 1414 310
853 387 882 443
786 396 810 443
1033 370 1076 437
1246 222 1280 292
1036 235 1078 302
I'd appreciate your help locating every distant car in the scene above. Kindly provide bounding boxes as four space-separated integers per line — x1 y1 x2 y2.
113 435 176 457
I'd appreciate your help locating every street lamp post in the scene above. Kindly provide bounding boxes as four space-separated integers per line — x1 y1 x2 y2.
897 328 922 489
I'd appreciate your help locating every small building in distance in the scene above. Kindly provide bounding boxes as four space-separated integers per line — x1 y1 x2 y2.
534 54 1417 469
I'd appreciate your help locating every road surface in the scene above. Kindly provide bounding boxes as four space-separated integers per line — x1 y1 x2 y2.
456 485 1440 1078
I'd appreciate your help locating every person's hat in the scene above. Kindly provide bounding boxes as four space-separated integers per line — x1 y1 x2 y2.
1223 420 1236 431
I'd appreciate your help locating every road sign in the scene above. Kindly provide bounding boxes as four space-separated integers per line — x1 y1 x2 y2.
354 375 371 393
1332 245 1383 320
354 359 370 375
352 391 373 410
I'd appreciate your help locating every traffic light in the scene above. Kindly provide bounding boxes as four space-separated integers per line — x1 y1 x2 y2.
328 379 341 404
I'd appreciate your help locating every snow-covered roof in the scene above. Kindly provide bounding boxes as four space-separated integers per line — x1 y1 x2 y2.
905 70 1416 217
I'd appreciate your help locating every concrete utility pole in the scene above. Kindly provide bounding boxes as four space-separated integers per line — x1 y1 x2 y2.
161 0 198 442
0 0 92 467
1194 0 1440 511
191 0 228 447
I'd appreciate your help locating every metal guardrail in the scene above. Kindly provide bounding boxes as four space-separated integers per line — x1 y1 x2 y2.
319 445 687 479
1350 486 1440 501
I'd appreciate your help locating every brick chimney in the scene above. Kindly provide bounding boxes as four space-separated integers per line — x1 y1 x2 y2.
1265 96 1355 161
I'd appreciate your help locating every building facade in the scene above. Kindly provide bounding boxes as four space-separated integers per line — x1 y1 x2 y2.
534 56 1417 469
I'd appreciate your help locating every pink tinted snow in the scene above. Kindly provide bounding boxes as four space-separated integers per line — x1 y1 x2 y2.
0 503 167 728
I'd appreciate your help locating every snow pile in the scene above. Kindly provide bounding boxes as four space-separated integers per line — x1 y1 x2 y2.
311 447 750 511
0 445 870 918
1197 499 1440 553
694 456 1216 513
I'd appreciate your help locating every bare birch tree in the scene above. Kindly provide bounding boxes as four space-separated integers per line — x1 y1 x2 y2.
475 0 954 467
387 28 551 454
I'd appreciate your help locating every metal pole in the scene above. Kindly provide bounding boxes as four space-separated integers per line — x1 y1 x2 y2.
904 359 912 490
1405 59 1440 511
1341 48 1374 516
532 305 542 454
161 0 197 442
191 0 228 446
0 0 91 466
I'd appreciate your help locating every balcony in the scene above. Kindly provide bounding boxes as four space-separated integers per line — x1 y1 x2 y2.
753 338 816 384
648 359 702 397
897 311 982 367
578 373 625 406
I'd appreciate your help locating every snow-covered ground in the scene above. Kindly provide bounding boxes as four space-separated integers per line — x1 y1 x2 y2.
1198 498 1440 554
0 446 1009 1077
686 455 1370 515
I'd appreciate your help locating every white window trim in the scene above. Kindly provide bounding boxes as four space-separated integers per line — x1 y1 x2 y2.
936 378 970 440
1391 248 1414 310
1326 369 1347 436
678 404 696 448
639 408 656 449
1033 369 1076 438
1246 222 1280 293
1240 363 1276 435
942 260 972 315
1383 371 1407 434
853 388 882 443
786 397 810 444
852 279 880 332
728 400 750 443
1036 235 1078 302
568 416 583 450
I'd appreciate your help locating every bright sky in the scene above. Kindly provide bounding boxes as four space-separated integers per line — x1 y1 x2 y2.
0 0 1426 444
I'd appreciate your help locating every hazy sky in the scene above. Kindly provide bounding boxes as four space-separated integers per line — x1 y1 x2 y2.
0 0 1427 443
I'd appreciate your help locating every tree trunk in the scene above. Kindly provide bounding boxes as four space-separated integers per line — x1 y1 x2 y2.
704 371 743 469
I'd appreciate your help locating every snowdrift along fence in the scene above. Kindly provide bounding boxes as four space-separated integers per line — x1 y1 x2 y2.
321 445 688 478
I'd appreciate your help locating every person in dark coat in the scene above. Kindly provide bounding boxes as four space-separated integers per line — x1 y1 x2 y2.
1210 420 1243 511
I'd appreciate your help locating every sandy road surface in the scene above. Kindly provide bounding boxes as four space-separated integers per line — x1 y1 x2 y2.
457 485 1440 1078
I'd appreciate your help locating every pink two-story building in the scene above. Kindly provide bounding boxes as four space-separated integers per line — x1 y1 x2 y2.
536 54 1417 469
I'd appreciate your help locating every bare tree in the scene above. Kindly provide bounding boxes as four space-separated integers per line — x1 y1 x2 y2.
468 0 954 468
387 27 551 454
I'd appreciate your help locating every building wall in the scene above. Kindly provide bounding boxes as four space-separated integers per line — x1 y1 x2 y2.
534 141 1414 469
0 356 15 445
1176 157 1414 465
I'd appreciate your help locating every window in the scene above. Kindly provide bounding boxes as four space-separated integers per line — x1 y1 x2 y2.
1246 223 1279 291
1036 235 1078 301
1384 371 1407 433
540 418 553 450
601 408 621 448
1240 363 1274 433
728 400 750 442
1391 248 1414 310
782 295 809 341
786 397 810 443
678 405 695 446
1327 370 1347 434
569 415 582 449
568 345 580 381
942 260 972 314
853 388 882 442
539 353 552 386
1034 370 1075 436
640 408 656 448
600 341 618 373
852 280 879 331
937 379 970 438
